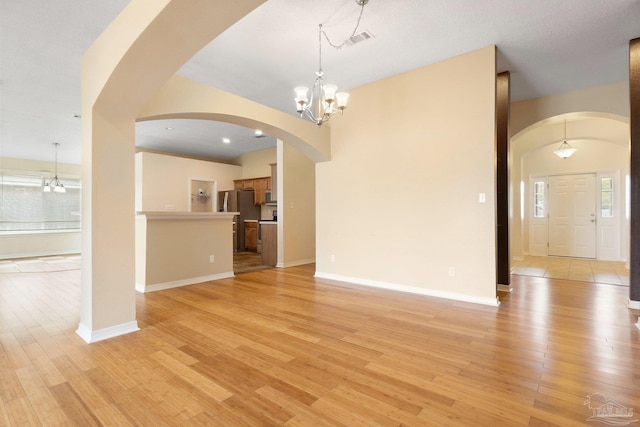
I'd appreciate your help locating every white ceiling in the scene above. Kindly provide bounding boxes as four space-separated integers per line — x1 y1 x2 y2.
1 0 639 165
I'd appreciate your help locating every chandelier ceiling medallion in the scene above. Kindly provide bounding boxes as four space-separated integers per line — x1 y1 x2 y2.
554 119 577 159
294 0 369 126
43 142 66 193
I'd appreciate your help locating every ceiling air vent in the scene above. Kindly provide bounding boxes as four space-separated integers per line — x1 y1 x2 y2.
345 30 373 47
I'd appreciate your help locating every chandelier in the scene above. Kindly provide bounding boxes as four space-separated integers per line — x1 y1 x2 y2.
43 142 66 193
554 119 576 159
294 0 369 126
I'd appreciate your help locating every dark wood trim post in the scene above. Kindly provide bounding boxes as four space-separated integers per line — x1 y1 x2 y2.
629 38 640 307
496 71 511 292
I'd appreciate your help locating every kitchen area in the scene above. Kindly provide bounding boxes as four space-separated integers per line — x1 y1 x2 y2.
218 163 278 273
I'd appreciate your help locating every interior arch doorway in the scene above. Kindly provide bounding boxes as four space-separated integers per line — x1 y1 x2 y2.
510 112 630 263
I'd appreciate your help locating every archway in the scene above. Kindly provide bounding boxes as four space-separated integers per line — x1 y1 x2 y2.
78 1 329 342
510 112 629 263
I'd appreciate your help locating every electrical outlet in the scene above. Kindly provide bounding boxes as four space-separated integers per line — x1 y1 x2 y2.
448 267 455 277
209 255 215 263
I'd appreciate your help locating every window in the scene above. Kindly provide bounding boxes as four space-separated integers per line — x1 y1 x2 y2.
0 173 81 232
533 181 545 218
601 177 613 218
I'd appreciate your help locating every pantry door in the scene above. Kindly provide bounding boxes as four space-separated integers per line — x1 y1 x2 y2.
548 174 596 258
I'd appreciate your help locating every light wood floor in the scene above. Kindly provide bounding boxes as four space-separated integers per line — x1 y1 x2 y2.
1 262 639 425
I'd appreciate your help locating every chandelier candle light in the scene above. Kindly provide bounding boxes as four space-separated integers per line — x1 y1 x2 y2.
294 0 369 126
294 24 350 126
43 142 66 193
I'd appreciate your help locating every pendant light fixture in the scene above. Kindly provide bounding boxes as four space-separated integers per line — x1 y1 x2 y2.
43 142 66 193
554 119 576 159
294 0 369 126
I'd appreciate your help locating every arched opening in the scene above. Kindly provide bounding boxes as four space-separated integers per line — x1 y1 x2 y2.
510 112 629 266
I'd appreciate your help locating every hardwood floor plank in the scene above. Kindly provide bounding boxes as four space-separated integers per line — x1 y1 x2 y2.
150 351 233 402
3 397 40 427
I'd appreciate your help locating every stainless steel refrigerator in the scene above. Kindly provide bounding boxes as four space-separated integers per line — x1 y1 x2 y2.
218 190 260 252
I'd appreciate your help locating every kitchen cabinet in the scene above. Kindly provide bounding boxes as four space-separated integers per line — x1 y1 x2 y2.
261 222 277 266
245 221 258 251
233 176 270 205
253 178 267 205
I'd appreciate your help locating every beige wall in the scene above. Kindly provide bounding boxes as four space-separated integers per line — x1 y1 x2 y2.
136 151 241 212
315 46 498 305
236 147 276 180
511 81 629 136
279 140 316 267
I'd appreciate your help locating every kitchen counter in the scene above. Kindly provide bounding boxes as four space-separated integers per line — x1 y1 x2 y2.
135 211 236 293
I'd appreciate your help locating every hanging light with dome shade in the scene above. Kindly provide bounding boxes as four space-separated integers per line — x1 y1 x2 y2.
554 119 577 159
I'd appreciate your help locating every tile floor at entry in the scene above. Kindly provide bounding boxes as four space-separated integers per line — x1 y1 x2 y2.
511 255 629 286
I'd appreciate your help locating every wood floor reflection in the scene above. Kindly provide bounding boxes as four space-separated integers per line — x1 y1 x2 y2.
233 251 272 274
1 262 639 425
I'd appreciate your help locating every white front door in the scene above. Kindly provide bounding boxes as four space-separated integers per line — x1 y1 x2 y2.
548 173 596 258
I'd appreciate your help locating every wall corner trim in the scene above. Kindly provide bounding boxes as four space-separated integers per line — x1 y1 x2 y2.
314 271 500 307
76 321 140 344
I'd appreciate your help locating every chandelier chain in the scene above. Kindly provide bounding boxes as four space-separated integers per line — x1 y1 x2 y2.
321 1 367 50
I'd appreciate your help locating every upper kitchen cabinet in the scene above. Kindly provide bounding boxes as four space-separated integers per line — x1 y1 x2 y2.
234 177 269 205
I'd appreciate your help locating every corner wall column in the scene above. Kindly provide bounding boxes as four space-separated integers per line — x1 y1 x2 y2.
629 38 640 325
496 71 512 293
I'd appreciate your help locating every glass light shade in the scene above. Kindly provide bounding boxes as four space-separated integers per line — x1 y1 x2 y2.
322 84 337 102
43 184 51 192
294 86 309 103
335 92 349 109
554 141 576 158
54 185 66 193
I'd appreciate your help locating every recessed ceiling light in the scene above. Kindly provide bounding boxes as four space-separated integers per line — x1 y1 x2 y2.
222 137 231 144
73 114 82 119
165 127 174 131
254 130 263 136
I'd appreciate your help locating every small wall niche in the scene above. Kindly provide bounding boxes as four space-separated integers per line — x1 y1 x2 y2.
190 179 214 212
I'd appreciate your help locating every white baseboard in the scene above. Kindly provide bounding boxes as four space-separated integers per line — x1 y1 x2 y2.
497 284 513 293
628 299 640 310
136 272 234 293
314 271 500 307
76 321 139 344
512 256 525 262
278 258 315 268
